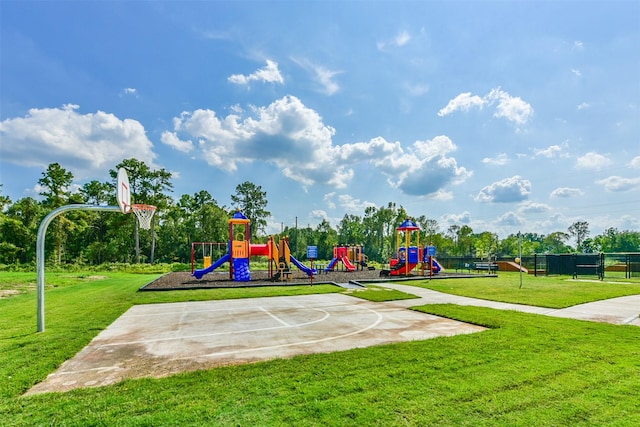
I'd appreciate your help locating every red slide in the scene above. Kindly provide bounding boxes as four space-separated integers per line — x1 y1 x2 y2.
340 256 356 271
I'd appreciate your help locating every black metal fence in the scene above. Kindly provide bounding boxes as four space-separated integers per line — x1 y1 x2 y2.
436 253 640 280
534 253 640 279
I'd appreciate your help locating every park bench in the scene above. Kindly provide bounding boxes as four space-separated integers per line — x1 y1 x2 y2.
472 262 499 272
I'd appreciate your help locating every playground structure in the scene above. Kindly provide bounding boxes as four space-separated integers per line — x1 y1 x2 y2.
324 245 368 272
382 218 442 277
192 211 316 282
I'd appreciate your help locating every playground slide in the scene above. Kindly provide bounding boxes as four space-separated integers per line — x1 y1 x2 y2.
432 259 443 273
325 258 339 272
391 262 418 275
289 255 316 276
192 252 231 279
340 256 357 271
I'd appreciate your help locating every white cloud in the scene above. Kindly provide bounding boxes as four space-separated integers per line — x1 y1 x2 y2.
571 68 582 77
337 194 376 212
475 176 531 203
517 201 551 214
373 135 472 196
121 87 138 97
0 104 157 177
438 92 485 116
629 156 640 169
430 189 453 201
170 96 337 184
168 97 471 196
496 211 523 226
596 176 640 192
576 152 612 170
161 131 193 153
534 142 568 158
577 102 590 110
323 192 337 209
442 211 471 225
395 30 411 46
291 57 341 95
619 215 640 230
438 87 533 126
550 187 584 198
482 153 509 166
486 88 534 126
310 209 331 223
377 29 411 51
228 59 284 85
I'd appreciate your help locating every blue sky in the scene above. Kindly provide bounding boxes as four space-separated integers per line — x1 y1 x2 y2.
1 1 639 238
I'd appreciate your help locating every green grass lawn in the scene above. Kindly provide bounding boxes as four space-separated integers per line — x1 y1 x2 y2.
408 271 640 308
1 271 639 426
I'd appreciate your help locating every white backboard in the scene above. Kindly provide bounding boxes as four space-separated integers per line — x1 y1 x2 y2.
116 168 131 214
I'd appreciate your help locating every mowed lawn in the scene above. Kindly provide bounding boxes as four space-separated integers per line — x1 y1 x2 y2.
1 271 639 426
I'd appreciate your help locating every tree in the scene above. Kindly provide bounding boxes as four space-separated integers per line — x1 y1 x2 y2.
337 214 365 245
110 159 173 263
0 184 10 211
568 220 590 252
38 163 75 264
543 231 571 253
417 216 439 245
80 180 112 205
315 219 338 259
474 231 498 259
230 181 270 239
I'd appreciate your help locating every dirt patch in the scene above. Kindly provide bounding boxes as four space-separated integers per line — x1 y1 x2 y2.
0 289 22 299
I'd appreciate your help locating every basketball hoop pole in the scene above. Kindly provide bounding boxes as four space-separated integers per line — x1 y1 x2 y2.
37 204 120 332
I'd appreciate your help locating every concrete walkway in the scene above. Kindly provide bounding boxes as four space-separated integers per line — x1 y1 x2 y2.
379 283 640 326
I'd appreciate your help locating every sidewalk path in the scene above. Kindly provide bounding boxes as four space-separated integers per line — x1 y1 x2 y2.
379 283 640 326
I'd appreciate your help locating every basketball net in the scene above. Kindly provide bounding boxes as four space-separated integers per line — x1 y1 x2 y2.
131 204 157 230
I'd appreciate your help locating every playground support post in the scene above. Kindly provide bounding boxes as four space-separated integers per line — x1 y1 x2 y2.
37 204 121 332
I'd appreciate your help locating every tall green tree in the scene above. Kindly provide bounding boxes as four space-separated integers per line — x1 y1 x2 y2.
230 181 270 239
474 231 498 259
337 214 365 245
568 220 590 252
3 197 46 263
543 231 571 254
0 184 10 211
38 163 74 263
315 219 338 259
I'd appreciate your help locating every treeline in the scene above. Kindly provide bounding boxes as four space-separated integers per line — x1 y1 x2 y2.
1 160 639 266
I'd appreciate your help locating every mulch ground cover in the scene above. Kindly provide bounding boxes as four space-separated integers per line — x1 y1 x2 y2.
141 268 478 290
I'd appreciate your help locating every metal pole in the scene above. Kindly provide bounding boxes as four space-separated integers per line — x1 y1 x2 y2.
37 204 121 332
518 231 523 289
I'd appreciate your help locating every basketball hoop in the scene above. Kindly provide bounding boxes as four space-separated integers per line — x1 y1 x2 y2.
131 204 157 230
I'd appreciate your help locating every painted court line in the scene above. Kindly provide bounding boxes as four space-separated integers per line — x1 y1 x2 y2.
25 294 487 395
100 308 332 346
175 305 385 360
259 306 291 326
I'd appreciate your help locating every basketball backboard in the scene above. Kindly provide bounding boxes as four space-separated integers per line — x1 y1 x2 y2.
117 167 131 214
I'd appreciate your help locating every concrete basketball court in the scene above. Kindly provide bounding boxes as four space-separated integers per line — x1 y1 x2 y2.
27 284 640 395
27 293 485 395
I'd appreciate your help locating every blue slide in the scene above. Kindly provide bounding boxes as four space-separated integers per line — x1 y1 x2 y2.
290 255 317 276
192 252 231 279
324 258 339 272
